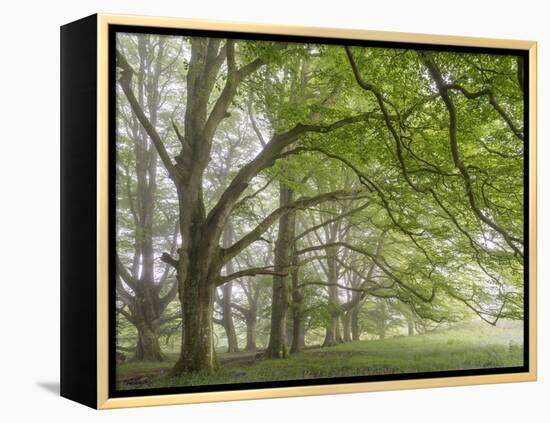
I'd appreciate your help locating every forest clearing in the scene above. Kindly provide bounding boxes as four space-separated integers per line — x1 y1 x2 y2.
114 28 525 392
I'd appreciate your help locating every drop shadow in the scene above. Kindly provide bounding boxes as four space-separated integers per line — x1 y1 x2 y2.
36 381 60 396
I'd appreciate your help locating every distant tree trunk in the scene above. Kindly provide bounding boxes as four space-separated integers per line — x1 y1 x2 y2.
221 282 239 352
351 306 361 341
323 245 343 347
338 234 386 344
245 306 257 351
290 240 305 353
408 320 415 336
342 312 352 343
342 299 361 342
232 278 262 352
134 322 164 361
323 315 343 346
221 226 239 353
131 166 164 361
265 184 294 358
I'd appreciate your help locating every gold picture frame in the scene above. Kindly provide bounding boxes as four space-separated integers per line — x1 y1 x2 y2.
61 13 537 409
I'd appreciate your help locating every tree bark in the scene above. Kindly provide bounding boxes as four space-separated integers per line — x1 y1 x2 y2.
221 282 239 352
173 270 218 374
342 312 352 343
290 229 305 353
245 308 257 351
265 184 294 358
322 245 343 347
134 322 164 361
220 226 239 352
290 292 306 352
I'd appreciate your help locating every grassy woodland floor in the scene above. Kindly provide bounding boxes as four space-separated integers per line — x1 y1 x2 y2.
116 321 523 390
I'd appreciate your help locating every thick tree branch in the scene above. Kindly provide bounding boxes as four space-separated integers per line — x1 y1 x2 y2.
116 252 139 291
217 266 288 286
248 96 267 147
202 43 266 144
296 202 369 241
159 278 179 309
302 147 424 238
117 306 136 325
205 113 370 246
160 252 179 269
230 301 250 317
116 274 135 305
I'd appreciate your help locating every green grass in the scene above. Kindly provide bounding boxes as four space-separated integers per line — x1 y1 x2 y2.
117 320 523 390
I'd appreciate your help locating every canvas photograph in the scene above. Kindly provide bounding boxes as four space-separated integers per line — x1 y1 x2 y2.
112 26 528 395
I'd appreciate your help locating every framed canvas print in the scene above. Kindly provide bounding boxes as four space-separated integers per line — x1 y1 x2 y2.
60 13 537 409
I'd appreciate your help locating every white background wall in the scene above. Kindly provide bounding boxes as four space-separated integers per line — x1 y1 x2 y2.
1 0 547 421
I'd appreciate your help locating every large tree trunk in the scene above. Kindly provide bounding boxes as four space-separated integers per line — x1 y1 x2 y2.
265 184 294 358
134 322 164 361
171 176 221 374
173 272 218 374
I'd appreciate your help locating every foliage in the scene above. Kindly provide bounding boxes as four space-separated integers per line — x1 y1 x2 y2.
114 30 525 379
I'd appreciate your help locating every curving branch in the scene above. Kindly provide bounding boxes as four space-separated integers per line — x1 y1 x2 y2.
345 46 522 259
422 53 523 257
205 112 371 244
296 202 369 241
116 252 139 291
116 50 178 180
222 189 364 263
297 241 437 304
160 252 179 269
217 266 288 286
116 274 135 305
117 306 136 325
446 83 523 140
248 95 267 147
